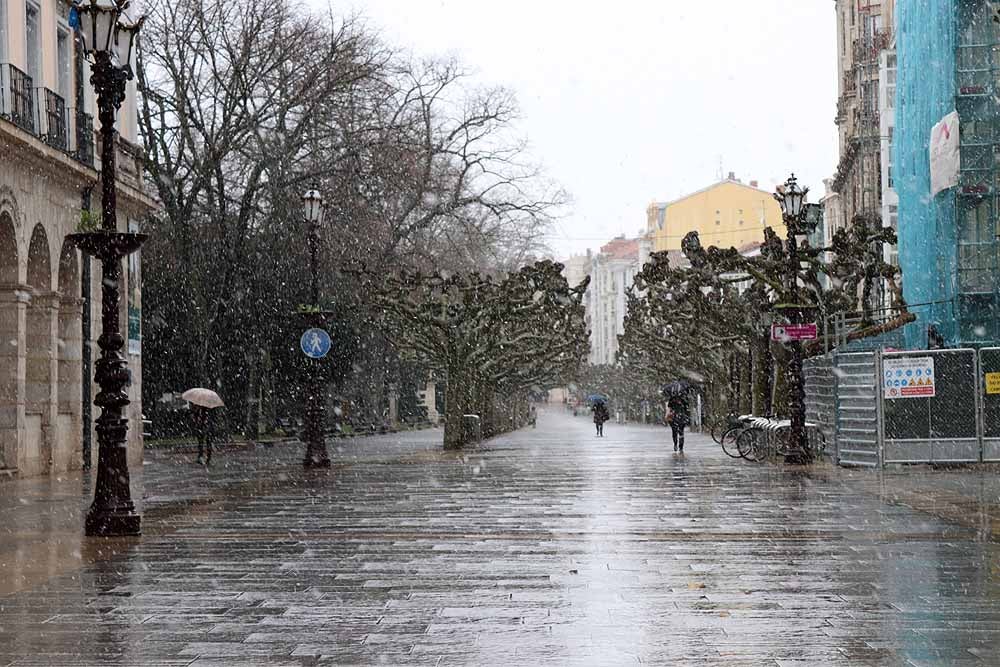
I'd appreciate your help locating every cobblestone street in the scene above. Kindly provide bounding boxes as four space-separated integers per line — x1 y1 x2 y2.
4 409 1000 665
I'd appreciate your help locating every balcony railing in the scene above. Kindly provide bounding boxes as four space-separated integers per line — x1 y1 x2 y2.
72 109 95 167
0 64 132 178
0 63 36 134
853 30 893 63
33 87 67 151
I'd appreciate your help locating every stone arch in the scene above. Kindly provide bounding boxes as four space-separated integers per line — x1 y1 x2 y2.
27 224 51 292
56 241 82 471
0 212 19 469
25 224 53 469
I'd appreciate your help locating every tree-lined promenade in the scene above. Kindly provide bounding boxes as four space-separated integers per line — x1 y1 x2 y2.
4 412 1000 665
137 0 567 441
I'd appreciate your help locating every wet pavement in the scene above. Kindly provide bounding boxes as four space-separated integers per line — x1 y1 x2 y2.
4 412 1000 665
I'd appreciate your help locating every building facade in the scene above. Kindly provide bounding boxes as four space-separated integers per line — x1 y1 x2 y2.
0 0 153 477
646 175 785 254
895 0 1000 348
561 252 591 291
879 47 899 272
585 237 651 366
832 0 895 229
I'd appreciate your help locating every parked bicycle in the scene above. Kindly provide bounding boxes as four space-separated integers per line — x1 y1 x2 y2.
710 412 741 445
737 419 827 463
717 414 756 459
719 415 827 463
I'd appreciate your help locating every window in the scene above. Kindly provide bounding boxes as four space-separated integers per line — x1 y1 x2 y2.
57 28 72 99
25 2 40 81
0 0 7 62
957 198 996 294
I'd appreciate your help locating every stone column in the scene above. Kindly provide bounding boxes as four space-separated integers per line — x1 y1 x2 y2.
44 292 60 472
0 286 27 471
56 295 84 472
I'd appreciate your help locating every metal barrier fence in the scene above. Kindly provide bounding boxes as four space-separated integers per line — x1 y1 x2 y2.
834 351 880 467
804 354 835 458
805 347 1000 467
880 349 980 464
979 348 1000 460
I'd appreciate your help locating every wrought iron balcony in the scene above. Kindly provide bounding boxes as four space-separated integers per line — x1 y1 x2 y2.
73 110 95 167
33 87 68 151
0 64 36 134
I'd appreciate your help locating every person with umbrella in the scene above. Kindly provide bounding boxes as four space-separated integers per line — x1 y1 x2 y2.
591 398 610 437
182 388 224 466
666 385 691 453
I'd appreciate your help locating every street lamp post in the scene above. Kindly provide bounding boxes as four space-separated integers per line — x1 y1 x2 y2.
300 189 331 468
774 174 812 465
68 0 145 535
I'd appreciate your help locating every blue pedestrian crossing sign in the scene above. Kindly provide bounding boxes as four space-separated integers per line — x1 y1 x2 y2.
300 328 331 359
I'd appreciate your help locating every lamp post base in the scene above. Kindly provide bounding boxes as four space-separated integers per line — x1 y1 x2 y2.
85 505 141 537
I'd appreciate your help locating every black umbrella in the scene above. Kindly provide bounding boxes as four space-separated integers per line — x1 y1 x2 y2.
662 381 690 397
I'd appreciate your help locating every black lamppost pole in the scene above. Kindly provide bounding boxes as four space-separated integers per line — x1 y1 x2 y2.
69 0 146 535
301 189 331 468
774 174 811 465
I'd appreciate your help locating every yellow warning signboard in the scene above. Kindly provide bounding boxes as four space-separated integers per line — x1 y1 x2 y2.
986 372 1000 395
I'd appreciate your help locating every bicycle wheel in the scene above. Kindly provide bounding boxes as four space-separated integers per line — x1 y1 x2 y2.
720 426 744 458
711 420 725 445
737 427 762 461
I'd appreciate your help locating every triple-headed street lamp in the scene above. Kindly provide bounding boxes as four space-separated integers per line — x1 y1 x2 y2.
300 189 332 468
68 0 145 535
773 174 815 465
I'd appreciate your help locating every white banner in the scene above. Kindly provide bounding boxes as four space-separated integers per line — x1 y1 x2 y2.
883 356 936 399
930 111 960 197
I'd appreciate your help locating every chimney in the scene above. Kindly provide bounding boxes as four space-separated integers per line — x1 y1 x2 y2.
750 180 759 188
727 171 736 181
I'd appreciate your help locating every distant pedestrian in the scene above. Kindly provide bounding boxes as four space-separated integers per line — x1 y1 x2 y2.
529 405 538 428
193 406 214 465
593 402 609 437
667 391 690 453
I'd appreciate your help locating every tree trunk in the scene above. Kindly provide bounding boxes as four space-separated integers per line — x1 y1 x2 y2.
443 364 471 449
771 342 789 417
751 332 772 416
246 350 260 439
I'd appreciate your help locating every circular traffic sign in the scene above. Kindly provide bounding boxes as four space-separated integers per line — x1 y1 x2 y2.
300 328 331 359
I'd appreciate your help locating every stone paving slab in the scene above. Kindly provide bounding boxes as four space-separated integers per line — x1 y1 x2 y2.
5 412 1000 664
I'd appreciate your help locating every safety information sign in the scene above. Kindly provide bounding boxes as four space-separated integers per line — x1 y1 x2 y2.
883 357 935 399
986 372 1000 395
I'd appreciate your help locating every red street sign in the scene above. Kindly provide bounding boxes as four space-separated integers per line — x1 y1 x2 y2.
771 323 818 342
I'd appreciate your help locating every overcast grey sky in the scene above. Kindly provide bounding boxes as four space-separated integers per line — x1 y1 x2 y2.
333 0 838 258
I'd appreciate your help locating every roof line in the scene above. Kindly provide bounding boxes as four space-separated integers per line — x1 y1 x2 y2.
649 179 775 210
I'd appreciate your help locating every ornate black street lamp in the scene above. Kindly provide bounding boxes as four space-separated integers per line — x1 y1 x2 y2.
300 189 332 468
774 174 813 465
68 0 145 536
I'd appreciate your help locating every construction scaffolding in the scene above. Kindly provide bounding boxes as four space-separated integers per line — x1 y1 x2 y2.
954 0 1000 343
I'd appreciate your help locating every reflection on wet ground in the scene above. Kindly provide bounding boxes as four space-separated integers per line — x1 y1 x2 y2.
3 411 1000 665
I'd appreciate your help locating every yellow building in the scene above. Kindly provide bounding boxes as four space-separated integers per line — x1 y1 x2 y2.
646 175 786 253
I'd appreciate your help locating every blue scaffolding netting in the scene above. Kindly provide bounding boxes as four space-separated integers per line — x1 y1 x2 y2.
896 0 1000 348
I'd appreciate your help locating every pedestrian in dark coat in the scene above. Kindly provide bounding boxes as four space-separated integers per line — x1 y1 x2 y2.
667 392 690 452
193 406 214 465
593 402 609 437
